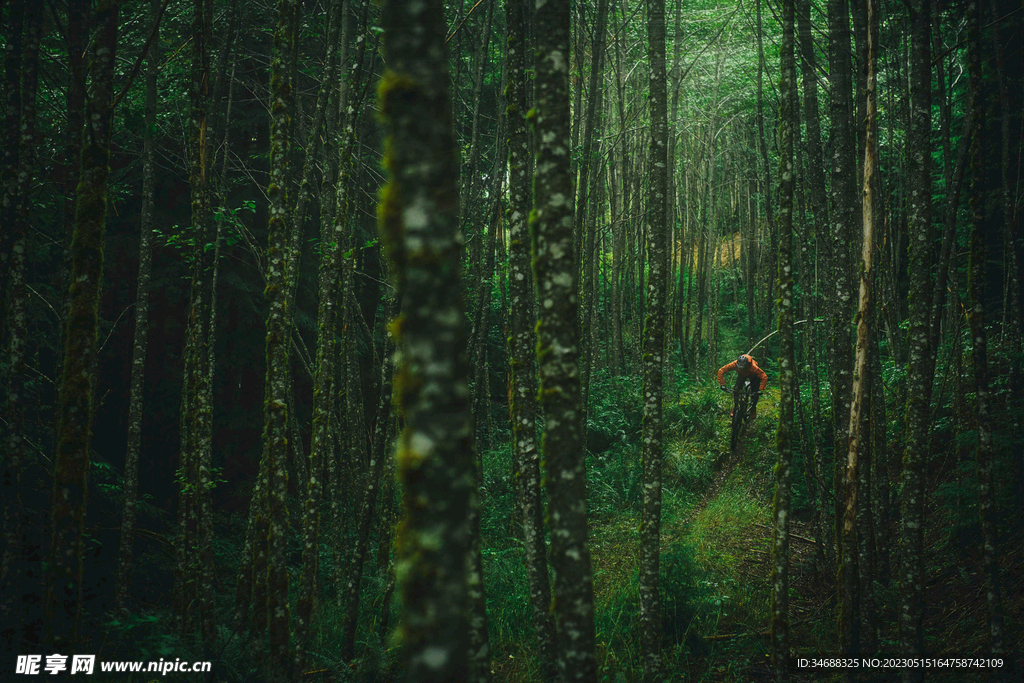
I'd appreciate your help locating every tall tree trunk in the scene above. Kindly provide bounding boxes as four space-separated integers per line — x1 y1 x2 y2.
263 0 300 678
294 2 352 674
899 0 933 675
379 0 475 678
506 3 557 676
966 0 1006 656
640 0 668 677
116 0 160 614
755 0 774 310
532 0 598 677
772 0 796 674
44 0 120 650
827 0 857 578
174 0 216 648
840 0 878 662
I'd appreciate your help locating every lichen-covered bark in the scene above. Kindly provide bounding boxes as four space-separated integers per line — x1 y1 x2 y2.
44 0 119 650
262 0 299 678
116 0 160 615
827 0 857 582
771 0 796 675
378 0 475 678
531 0 597 678
174 0 216 647
505 2 556 677
899 1 933 676
840 0 878 662
966 0 1006 656
639 0 668 679
294 3 353 674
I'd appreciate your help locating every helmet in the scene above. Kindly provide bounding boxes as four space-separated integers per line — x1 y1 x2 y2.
736 354 751 368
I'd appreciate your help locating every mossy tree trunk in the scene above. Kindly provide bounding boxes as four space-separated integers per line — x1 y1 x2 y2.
639 0 668 678
379 0 476 678
263 0 300 679
899 0 934 676
575 0 608 415
115 0 160 615
531 0 598 678
966 0 1006 656
772 0 796 674
827 0 857 582
174 0 216 649
505 1 557 677
44 0 120 651
294 1 347 673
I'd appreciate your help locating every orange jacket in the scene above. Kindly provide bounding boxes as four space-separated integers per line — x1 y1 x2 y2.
717 356 767 391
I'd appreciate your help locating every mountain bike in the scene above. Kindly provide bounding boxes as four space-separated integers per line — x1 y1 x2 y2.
721 380 758 453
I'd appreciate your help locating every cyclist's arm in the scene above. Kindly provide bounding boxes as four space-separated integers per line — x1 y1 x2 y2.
755 366 767 391
717 361 737 386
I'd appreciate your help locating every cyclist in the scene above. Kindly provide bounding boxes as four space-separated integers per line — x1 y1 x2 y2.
717 354 768 420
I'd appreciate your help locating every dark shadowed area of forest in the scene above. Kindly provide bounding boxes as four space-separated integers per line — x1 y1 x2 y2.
1 0 1023 681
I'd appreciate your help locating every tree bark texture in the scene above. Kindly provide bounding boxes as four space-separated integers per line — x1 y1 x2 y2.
899 0 933 675
263 0 300 677
45 0 120 650
295 2 355 673
966 0 1006 656
531 0 598 677
379 0 476 678
506 2 557 677
640 0 668 678
772 0 796 674
116 0 160 614
827 0 857 579
840 0 878 662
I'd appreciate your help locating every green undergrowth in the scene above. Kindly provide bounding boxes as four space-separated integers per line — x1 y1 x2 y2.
477 357 790 682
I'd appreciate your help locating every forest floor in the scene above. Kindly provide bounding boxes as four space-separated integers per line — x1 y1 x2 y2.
490 366 1024 683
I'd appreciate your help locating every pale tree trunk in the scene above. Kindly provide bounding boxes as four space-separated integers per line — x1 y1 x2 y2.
506 2 556 676
116 0 160 614
966 0 1006 656
899 0 933 676
379 0 475 677
45 0 120 651
771 0 796 673
640 0 668 678
532 0 598 677
840 0 878 664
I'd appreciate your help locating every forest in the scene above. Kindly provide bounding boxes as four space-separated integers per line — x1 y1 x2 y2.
1 0 1022 680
